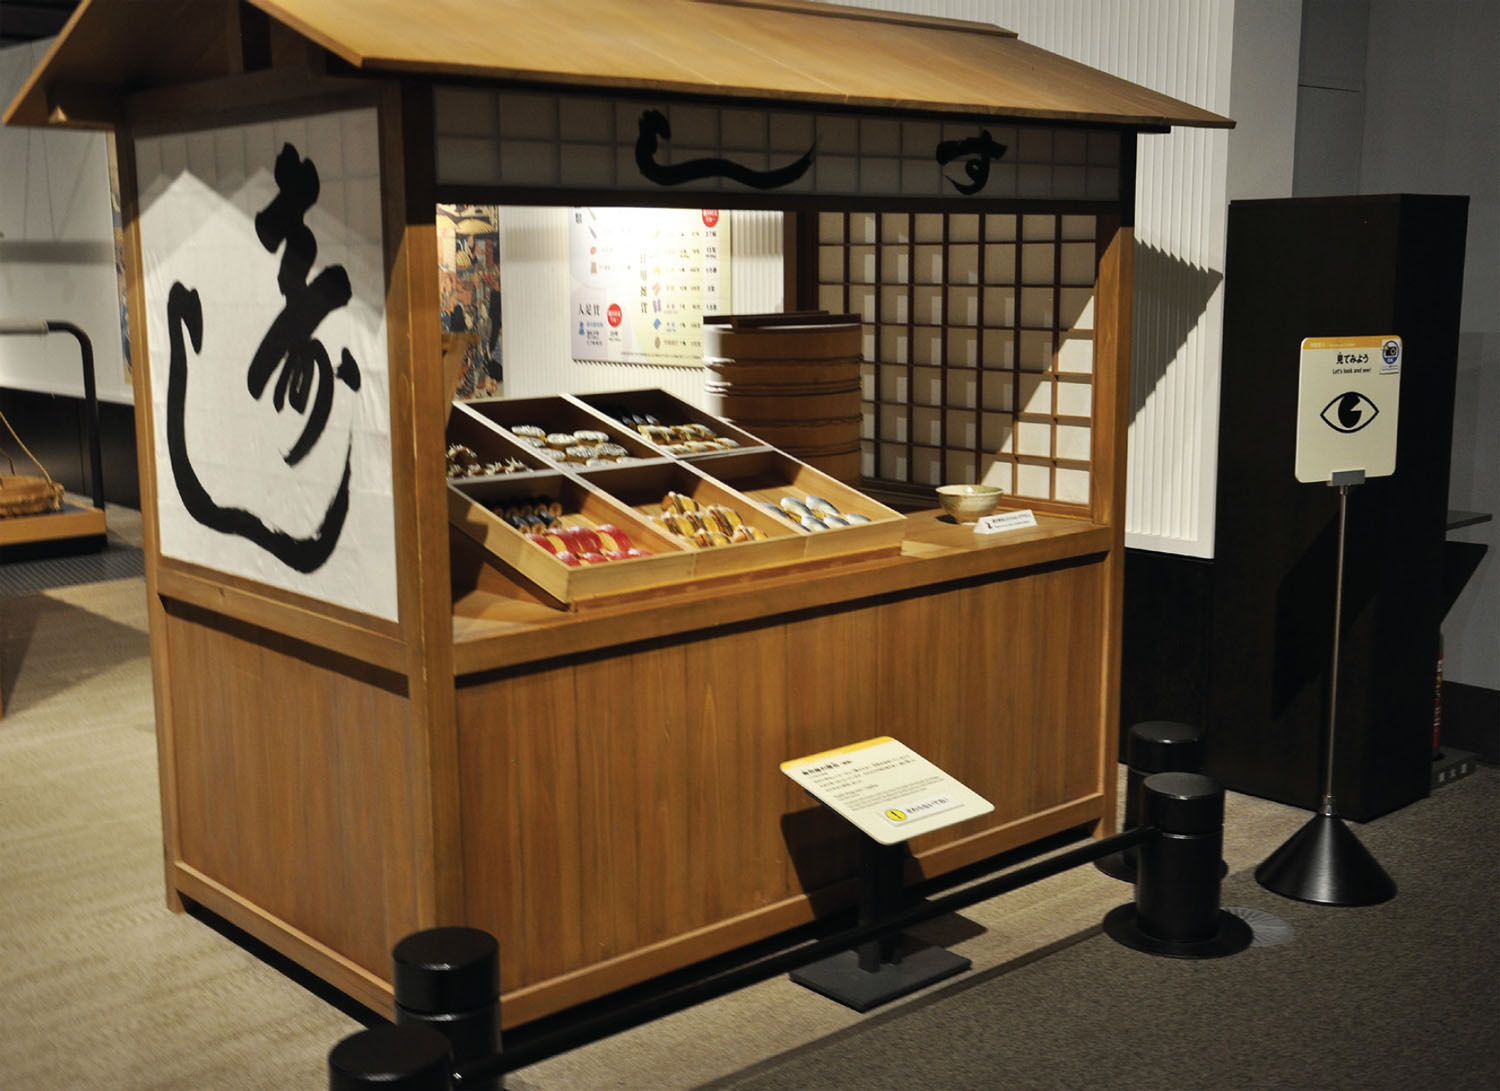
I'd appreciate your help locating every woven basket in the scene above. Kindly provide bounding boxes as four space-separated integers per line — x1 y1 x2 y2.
0 473 64 518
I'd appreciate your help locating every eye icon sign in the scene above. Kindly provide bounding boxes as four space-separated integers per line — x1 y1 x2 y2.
1320 391 1380 433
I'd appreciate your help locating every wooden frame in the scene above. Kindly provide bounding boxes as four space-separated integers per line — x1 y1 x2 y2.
6 0 1226 1029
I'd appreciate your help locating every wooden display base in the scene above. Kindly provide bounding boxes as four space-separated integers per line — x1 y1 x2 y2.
0 502 106 547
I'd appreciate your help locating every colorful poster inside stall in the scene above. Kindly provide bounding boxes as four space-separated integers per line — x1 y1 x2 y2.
569 206 729 366
135 109 398 621
437 204 504 399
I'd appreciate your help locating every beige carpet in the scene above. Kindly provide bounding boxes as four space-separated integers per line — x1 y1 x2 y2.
2 509 1315 1090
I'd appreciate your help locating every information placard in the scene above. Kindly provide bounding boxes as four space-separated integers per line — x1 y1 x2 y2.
1295 335 1402 482
780 737 993 845
975 509 1037 534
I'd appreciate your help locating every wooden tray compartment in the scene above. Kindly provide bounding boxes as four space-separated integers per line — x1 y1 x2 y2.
577 460 805 577
445 402 550 480
567 388 768 459
698 448 906 559
448 472 693 604
461 395 661 465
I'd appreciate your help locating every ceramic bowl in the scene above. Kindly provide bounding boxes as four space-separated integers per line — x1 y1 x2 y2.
936 484 1004 523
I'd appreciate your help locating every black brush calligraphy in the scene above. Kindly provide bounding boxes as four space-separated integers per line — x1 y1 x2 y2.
635 109 813 190
248 143 362 466
935 130 1008 195
164 283 352 574
162 142 359 574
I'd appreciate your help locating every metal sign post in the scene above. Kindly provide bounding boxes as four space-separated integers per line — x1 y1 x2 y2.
1255 337 1401 906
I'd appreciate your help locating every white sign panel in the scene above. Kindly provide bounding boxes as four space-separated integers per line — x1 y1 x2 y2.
569 206 728 366
975 510 1038 534
1295 335 1402 483
136 110 398 620
781 736 993 846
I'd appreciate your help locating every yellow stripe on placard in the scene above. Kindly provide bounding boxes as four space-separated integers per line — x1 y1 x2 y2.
1301 335 1388 351
780 736 893 772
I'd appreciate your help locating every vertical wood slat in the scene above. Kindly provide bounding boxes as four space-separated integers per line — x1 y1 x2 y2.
1090 215 1132 832
114 121 184 910
382 80 464 931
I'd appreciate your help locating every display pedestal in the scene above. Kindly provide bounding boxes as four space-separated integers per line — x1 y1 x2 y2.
790 838 969 1013
1257 474 1395 907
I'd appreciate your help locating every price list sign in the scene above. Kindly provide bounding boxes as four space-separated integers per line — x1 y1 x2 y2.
781 737 993 845
569 206 729 366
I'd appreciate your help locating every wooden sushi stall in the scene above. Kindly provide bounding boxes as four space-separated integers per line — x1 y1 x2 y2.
5 0 1230 1025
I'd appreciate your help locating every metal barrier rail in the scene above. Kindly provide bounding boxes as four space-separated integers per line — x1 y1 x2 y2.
329 772 1250 1090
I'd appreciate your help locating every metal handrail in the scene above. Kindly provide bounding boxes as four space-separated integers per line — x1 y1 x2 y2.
0 319 105 512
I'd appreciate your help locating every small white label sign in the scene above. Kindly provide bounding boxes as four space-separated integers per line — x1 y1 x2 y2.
1295 335 1402 482
975 509 1038 534
780 736 993 845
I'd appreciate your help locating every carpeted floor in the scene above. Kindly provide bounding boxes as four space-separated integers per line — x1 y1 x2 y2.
705 767 1500 1090
2 506 1495 1090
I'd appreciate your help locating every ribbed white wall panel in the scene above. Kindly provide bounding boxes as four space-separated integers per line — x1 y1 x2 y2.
829 0 1240 557
498 207 782 409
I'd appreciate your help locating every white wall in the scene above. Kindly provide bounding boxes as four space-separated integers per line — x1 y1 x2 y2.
0 40 132 405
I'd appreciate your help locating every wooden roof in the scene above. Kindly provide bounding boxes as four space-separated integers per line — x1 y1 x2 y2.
6 0 1233 130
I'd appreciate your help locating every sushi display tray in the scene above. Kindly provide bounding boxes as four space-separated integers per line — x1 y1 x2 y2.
446 392 905 606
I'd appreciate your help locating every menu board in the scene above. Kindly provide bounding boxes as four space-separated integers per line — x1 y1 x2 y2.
569 207 729 366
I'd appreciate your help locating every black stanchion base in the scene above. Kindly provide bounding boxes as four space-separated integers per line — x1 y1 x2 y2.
1093 850 1137 882
790 944 970 1013
328 1023 453 1091
1255 811 1396 907
1095 852 1226 884
1102 904 1253 959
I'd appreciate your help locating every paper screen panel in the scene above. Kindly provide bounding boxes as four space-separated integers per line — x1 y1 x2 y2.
823 211 1100 510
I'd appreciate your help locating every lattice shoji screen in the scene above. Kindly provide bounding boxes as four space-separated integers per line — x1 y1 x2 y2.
816 211 1098 512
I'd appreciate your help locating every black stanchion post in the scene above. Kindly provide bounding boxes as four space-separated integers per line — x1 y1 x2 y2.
1103 771 1252 958
1255 474 1397 907
1096 720 1206 882
393 927 501 1091
328 1022 453 1091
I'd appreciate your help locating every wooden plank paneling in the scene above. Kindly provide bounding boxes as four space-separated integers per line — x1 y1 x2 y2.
1090 219 1133 831
381 79 465 933
457 556 1109 1025
457 666 582 990
164 602 409 979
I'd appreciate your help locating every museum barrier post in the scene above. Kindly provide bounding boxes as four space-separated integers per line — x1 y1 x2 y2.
1103 772 1252 957
392 927 502 1091
1096 720 1206 881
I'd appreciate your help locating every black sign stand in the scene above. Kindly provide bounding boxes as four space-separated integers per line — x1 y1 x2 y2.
1256 469 1397 906
790 835 970 1012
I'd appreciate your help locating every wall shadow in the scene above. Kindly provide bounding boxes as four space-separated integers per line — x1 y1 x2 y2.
1127 241 1224 427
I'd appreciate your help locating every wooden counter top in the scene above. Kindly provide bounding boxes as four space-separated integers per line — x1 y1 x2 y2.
451 508 1112 676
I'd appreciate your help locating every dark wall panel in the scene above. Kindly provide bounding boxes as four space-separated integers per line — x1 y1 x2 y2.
0 389 139 509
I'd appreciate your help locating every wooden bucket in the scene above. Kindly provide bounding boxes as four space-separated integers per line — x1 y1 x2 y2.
702 313 863 483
